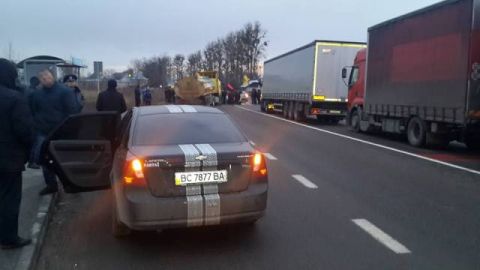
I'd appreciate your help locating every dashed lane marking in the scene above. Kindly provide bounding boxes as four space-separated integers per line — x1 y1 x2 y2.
352 219 411 254
264 153 278 160
292 174 318 189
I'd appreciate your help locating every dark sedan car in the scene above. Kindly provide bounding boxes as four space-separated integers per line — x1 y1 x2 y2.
44 105 268 236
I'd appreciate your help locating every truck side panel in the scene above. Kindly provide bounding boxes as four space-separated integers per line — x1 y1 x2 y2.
365 0 473 124
262 45 315 102
315 44 365 100
468 0 480 119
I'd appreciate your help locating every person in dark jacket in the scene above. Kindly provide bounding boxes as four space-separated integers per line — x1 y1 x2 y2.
31 69 77 196
25 76 41 169
0 58 34 249
96 79 127 113
24 76 40 98
134 85 141 107
63 74 84 113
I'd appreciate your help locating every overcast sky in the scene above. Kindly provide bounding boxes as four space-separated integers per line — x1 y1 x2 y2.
1 0 439 72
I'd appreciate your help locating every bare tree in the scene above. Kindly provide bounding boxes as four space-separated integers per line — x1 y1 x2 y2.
129 21 267 88
187 51 203 76
173 54 185 80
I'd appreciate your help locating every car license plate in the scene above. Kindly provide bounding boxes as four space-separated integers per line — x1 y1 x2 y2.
175 170 228 186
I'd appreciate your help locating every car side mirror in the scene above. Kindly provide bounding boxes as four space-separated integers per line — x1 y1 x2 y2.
342 68 348 79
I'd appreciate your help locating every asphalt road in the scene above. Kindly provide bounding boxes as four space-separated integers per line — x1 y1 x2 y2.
36 104 480 270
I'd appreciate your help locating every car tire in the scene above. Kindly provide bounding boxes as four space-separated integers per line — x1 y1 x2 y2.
407 117 427 147
350 110 361 132
112 196 131 238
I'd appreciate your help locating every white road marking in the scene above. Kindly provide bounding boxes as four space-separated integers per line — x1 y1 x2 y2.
249 140 256 146
352 219 411 254
264 153 278 160
235 106 480 176
292 174 318 189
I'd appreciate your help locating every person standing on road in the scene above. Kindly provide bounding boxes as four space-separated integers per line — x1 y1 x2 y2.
143 87 152 106
96 79 127 113
30 69 77 196
25 77 41 169
0 58 34 249
251 88 258 105
63 74 84 113
134 85 141 107
256 88 262 104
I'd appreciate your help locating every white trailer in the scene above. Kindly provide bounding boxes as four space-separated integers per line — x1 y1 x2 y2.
261 40 366 123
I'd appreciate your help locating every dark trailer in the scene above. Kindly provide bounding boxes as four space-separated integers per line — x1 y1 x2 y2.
364 0 480 147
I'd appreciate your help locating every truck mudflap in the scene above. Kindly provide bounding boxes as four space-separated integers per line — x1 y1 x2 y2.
310 101 348 116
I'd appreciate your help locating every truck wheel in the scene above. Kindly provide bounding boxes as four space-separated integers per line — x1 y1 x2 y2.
288 102 295 120
282 102 289 118
329 118 340 125
407 117 427 147
465 134 480 151
293 103 305 122
112 196 131 238
350 110 361 132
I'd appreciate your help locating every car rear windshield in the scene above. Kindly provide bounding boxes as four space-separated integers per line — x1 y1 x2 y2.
132 113 246 145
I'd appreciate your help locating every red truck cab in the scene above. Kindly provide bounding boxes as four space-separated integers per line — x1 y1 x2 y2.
346 49 367 112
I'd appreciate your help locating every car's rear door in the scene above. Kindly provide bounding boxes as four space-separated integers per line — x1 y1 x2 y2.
44 112 120 193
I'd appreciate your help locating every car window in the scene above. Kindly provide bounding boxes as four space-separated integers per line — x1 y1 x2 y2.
116 111 132 146
49 113 119 141
132 113 246 145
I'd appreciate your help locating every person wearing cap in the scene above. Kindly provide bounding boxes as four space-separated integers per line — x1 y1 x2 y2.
31 69 77 196
96 79 127 113
63 74 85 113
0 58 34 249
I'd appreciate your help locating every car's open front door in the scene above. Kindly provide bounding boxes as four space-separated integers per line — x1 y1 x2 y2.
44 112 120 193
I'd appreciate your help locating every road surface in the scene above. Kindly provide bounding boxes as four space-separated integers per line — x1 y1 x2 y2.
36 104 480 270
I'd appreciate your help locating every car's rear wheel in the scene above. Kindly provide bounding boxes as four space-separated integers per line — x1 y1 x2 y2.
112 196 131 238
407 117 427 147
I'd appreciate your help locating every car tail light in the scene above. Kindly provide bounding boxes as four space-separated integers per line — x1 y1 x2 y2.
123 158 146 186
252 153 268 179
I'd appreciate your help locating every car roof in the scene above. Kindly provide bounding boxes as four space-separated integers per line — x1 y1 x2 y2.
135 105 224 116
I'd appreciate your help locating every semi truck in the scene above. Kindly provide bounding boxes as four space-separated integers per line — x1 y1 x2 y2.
343 0 480 149
261 40 366 123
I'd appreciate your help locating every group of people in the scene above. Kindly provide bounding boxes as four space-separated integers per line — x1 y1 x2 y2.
0 58 128 250
134 85 153 106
